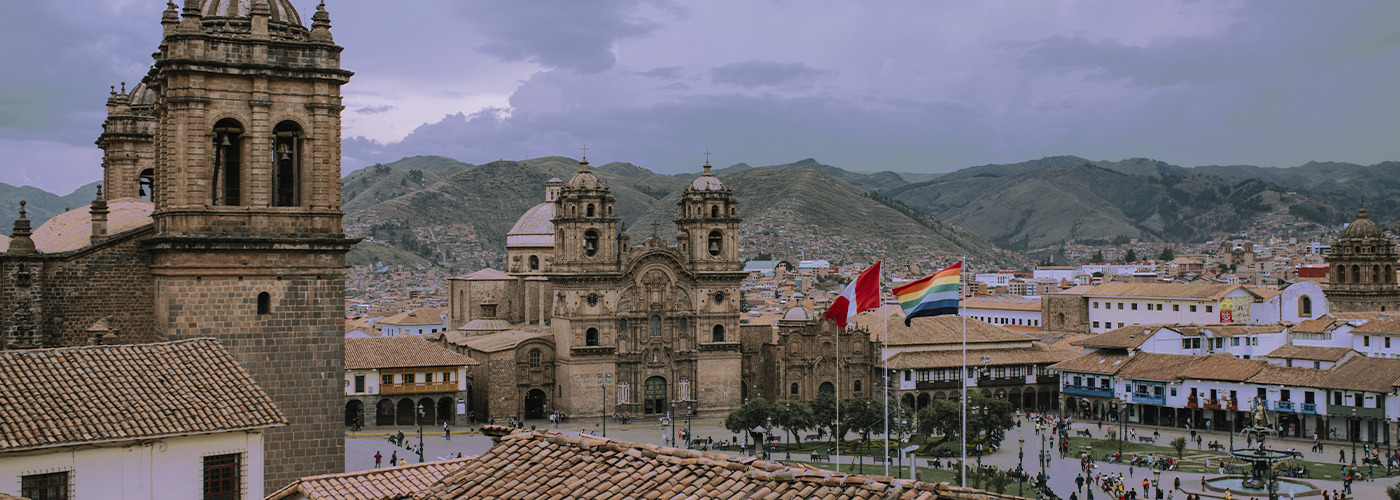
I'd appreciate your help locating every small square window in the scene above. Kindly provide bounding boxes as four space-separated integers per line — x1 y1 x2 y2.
1093 302 1099 309
1206 305 1213 313
203 453 242 500
404 373 415 384
382 374 393 386
1190 305 1198 312
1131 303 1138 310
1117 303 1124 310
1173 304 1180 312
22 471 69 500
1093 321 1100 329
1365 336 1371 347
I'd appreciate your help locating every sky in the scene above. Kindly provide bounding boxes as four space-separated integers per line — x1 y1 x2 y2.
2 0 1399 195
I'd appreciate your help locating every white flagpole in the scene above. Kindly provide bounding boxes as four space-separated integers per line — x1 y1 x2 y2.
883 289 890 478
835 319 841 469
960 256 968 487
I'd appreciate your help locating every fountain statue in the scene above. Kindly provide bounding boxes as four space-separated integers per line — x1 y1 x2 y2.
1205 398 1315 499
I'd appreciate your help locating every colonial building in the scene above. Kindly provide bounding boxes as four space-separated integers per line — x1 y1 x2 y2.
0 1 354 491
343 336 478 428
1324 208 1400 313
446 161 747 419
1040 282 1326 334
740 306 880 404
0 339 284 500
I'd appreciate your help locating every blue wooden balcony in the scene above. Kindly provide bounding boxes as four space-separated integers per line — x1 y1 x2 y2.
1273 400 1294 412
1132 392 1166 405
1301 402 1317 414
1063 384 1112 398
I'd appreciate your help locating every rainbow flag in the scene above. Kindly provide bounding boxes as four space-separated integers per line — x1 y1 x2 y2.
892 261 962 326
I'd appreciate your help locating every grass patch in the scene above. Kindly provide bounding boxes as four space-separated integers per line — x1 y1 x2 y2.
1067 437 1388 479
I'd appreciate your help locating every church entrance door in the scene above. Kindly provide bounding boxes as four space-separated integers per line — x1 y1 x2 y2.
525 389 547 419
644 376 667 414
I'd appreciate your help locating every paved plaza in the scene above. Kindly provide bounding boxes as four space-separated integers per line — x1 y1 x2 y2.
346 413 1395 498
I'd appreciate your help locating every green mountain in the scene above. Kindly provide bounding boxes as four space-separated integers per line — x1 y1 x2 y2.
0 181 103 228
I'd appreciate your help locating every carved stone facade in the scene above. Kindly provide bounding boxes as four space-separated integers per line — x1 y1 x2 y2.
3 1 353 493
740 307 880 404
1324 209 1400 313
449 162 747 418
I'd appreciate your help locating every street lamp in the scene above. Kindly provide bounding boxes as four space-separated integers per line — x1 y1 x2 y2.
742 398 750 456
416 403 426 463
784 402 792 460
687 404 694 450
597 373 611 438
670 402 677 448
1352 407 1358 467
766 416 774 460
973 406 984 469
1018 436 1025 498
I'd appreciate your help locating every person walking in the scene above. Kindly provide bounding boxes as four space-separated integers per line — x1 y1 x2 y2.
1077 473 1085 492
444 421 451 440
374 450 382 468
389 450 397 466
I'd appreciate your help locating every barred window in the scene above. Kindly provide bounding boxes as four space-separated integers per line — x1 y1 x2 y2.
203 453 241 500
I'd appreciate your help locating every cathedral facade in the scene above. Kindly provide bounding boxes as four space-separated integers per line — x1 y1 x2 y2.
449 162 747 420
2 1 352 492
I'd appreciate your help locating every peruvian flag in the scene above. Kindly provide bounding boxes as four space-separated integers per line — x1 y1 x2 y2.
823 261 882 328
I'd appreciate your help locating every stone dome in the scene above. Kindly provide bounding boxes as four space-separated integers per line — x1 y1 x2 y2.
566 160 604 190
689 162 724 191
1339 208 1384 240
506 203 556 247
129 81 156 107
30 198 154 253
783 306 816 321
199 0 303 27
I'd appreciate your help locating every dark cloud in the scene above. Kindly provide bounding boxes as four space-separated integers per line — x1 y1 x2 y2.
709 60 824 88
355 105 396 115
452 0 659 74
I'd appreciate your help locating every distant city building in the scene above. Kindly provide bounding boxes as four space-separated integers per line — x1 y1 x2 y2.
344 336 478 428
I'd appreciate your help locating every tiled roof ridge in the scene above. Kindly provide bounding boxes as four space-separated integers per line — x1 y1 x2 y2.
8 336 217 353
479 426 1023 498
266 457 477 499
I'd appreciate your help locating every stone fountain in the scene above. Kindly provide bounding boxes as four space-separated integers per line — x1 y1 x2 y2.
1205 398 1313 499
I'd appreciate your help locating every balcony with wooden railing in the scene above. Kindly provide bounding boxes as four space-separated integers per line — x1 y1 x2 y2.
381 380 458 395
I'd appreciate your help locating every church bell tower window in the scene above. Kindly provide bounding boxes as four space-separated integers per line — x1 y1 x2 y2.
584 229 599 257
273 121 302 207
708 230 723 256
212 119 244 206
138 168 155 202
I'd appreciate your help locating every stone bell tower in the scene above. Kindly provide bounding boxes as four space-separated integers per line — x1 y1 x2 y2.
142 0 354 491
551 158 621 274
1325 208 1400 312
675 161 741 271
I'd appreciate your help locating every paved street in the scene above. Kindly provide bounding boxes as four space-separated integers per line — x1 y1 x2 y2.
346 413 1396 498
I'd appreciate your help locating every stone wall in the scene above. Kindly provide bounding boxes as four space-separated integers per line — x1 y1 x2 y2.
1041 293 1089 333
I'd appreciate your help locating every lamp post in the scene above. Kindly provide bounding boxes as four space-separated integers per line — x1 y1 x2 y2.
973 406 984 469
784 402 792 460
1116 399 1125 461
416 403 425 463
766 416 774 460
1351 407 1358 467
742 398 750 456
1039 424 1048 488
1018 436 1025 498
670 402 677 448
597 373 611 438
687 404 694 450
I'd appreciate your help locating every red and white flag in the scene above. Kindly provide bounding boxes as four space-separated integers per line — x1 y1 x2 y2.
823 261 881 328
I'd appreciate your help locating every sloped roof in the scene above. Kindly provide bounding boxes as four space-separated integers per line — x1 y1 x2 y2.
1082 282 1258 300
962 295 1041 312
1247 365 1331 387
345 336 479 370
1291 315 1345 334
29 198 154 253
453 328 553 353
411 426 1021 499
267 457 474 500
1180 354 1266 382
1114 352 1199 381
1262 344 1354 362
377 308 447 327
1352 316 1400 335
0 338 285 452
1072 325 1163 349
1316 356 1400 393
1049 351 1133 375
455 268 511 281
887 343 1076 371
853 305 1031 346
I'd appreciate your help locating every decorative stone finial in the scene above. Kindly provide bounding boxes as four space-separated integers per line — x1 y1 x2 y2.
1358 208 1369 219
8 201 37 254
310 0 334 41
180 0 203 32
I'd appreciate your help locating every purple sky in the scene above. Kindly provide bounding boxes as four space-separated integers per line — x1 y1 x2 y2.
3 1 1399 195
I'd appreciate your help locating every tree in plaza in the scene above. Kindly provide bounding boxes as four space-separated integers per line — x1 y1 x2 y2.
724 398 774 446
885 400 916 442
771 400 816 445
1159 247 1175 261
1171 436 1187 459
811 391 840 440
916 392 1014 444
840 398 884 444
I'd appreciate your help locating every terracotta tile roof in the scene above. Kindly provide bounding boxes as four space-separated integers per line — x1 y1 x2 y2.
1289 316 1343 334
452 328 553 353
853 305 1031 346
1180 354 1266 382
1262 344 1354 362
1081 282 1258 300
1352 316 1400 335
887 343 1076 371
1247 365 1331 387
1072 325 1163 349
0 493 28 500
1317 356 1400 393
962 295 1041 312
345 336 480 370
411 426 1022 499
1058 285 1097 295
454 268 511 281
377 308 447 326
267 457 474 500
1049 351 1134 375
1114 352 1199 382
1202 325 1286 337
0 338 285 452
